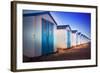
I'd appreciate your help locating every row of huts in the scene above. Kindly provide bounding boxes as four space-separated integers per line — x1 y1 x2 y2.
56 26 90 49
23 11 90 58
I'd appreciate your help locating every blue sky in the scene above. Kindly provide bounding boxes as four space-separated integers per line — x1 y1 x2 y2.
50 11 91 38
23 10 91 38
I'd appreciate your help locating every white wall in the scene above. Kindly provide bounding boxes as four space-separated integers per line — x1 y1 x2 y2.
0 0 99 73
71 33 77 46
23 16 36 57
56 29 67 48
77 33 81 45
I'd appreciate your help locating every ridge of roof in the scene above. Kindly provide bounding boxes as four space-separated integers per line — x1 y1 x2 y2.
57 25 71 29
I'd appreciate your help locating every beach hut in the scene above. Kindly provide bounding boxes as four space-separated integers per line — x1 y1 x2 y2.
85 36 91 43
71 30 78 47
77 32 81 45
79 33 91 45
80 34 83 44
23 10 57 58
80 34 87 44
81 34 90 44
56 25 71 49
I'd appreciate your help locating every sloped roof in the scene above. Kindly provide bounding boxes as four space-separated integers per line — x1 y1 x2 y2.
81 34 90 40
77 32 81 35
72 30 77 33
23 10 45 14
23 10 57 25
57 25 71 30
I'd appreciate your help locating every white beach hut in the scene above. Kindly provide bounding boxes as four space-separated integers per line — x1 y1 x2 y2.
77 32 81 45
71 30 78 47
56 25 72 49
23 10 57 59
81 34 90 44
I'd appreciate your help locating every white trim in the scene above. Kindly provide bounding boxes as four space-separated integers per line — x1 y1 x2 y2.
16 3 96 70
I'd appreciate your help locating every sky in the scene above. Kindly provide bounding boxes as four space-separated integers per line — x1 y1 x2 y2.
50 11 91 38
23 10 91 38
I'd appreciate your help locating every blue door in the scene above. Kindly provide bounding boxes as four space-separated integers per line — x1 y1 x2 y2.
67 31 71 48
42 19 54 55
48 22 54 53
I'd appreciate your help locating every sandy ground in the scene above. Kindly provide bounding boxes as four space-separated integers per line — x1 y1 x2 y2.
23 43 91 62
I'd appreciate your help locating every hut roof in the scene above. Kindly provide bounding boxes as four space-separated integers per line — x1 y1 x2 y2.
78 32 81 35
57 25 71 30
72 30 77 33
23 10 57 25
